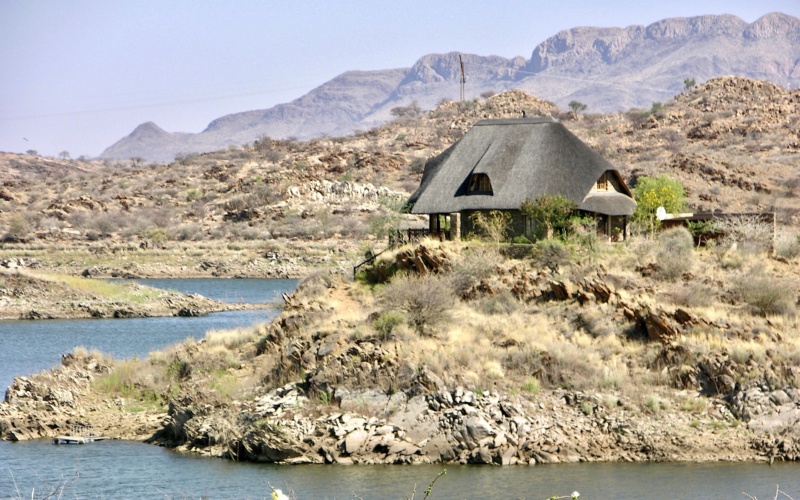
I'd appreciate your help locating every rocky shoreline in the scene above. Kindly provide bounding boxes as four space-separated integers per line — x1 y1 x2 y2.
0 266 264 320
3 278 800 466
3 237 800 466
3 347 799 465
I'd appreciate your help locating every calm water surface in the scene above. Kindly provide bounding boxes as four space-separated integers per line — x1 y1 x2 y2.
1 439 798 499
0 279 297 392
2 278 799 498
112 278 298 304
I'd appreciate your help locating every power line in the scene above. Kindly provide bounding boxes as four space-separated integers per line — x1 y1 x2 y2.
0 84 314 121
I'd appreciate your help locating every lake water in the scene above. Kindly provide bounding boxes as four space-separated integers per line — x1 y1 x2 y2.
111 278 299 304
1 439 799 499
0 278 298 393
2 278 799 498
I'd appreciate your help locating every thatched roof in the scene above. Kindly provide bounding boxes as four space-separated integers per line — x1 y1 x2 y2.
409 118 636 216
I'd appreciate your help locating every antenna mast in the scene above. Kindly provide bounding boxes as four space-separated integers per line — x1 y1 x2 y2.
459 54 466 101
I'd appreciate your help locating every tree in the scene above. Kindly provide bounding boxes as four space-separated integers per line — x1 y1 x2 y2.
520 195 576 239
26 149 37 156
568 101 587 115
390 101 422 121
58 150 70 160
683 78 696 92
631 175 687 234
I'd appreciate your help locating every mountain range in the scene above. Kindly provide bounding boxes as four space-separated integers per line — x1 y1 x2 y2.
101 12 800 162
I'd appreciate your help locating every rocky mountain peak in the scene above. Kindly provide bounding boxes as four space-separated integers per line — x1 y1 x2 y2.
744 12 800 40
398 52 526 87
644 14 746 40
130 121 169 138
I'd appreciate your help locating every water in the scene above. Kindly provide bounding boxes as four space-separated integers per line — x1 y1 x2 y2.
0 279 298 392
2 278 799 498
111 278 298 304
0 440 798 499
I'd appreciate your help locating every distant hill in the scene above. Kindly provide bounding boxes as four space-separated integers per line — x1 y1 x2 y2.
101 12 800 162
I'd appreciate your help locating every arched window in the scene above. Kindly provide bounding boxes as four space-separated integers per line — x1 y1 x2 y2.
468 173 493 194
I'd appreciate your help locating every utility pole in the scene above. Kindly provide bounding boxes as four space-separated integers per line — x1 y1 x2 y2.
459 54 466 102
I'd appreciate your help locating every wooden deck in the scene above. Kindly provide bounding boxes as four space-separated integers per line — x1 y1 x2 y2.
52 424 106 445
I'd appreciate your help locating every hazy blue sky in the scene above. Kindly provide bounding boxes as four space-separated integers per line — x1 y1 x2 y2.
2 0 799 158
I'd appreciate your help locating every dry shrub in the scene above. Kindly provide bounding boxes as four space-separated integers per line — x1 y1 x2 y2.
469 210 511 243
531 239 570 273
736 266 797 316
205 326 259 348
576 309 617 338
656 227 694 281
628 236 657 266
298 270 335 298
776 234 800 260
715 215 774 254
476 291 521 315
451 245 502 294
666 282 716 307
380 272 455 336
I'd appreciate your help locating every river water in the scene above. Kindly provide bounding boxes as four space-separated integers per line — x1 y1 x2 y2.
1 278 799 498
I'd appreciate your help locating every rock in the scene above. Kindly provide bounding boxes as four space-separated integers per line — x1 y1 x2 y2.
673 308 695 325
644 311 679 343
550 280 573 301
464 416 494 442
468 446 493 464
770 390 792 406
344 429 369 454
176 308 205 317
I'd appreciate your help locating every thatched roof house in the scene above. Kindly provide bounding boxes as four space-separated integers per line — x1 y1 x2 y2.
408 117 636 240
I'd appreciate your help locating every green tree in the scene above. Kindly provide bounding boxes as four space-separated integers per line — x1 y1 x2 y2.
520 194 576 239
568 101 587 115
683 78 696 92
58 150 70 160
631 175 687 234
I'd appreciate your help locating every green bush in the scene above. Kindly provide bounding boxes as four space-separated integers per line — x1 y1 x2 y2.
373 311 405 339
520 195 576 240
186 188 201 202
522 376 540 396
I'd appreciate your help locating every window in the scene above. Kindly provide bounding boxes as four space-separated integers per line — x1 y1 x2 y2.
596 172 608 190
468 173 493 194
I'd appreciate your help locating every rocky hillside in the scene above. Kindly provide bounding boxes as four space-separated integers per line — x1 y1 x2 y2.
101 13 800 161
5 77 800 263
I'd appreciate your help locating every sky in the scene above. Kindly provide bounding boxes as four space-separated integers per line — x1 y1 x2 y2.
2 0 799 159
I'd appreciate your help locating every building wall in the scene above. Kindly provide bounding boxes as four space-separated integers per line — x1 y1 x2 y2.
457 209 628 241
